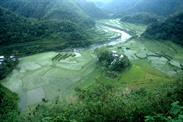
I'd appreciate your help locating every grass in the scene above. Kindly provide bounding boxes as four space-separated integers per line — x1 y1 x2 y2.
140 38 183 62
1 19 183 112
2 50 97 110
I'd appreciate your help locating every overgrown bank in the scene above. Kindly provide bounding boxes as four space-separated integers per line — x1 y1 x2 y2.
17 75 183 122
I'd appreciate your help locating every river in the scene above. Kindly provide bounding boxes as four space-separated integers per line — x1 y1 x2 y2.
88 24 132 50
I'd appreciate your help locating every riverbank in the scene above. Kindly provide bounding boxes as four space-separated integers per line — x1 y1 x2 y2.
1 19 183 111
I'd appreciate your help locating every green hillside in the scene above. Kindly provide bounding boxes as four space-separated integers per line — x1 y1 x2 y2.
103 0 183 17
0 1 183 122
143 13 183 46
0 0 110 56
0 0 106 20
0 7 93 56
120 13 158 25
76 0 108 19
130 0 183 16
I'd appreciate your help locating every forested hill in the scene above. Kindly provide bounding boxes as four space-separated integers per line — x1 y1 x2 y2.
0 6 94 56
0 0 107 20
102 0 183 17
76 0 108 19
130 0 183 16
143 13 183 46
0 0 108 56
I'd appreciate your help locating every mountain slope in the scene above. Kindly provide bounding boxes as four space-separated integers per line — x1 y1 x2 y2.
143 13 183 46
102 0 141 14
76 0 108 19
0 0 106 20
0 7 92 55
130 0 183 16
120 13 158 25
102 0 183 17
0 0 110 56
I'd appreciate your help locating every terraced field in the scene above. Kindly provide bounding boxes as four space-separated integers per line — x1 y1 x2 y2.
1 19 183 111
2 50 97 110
98 19 147 36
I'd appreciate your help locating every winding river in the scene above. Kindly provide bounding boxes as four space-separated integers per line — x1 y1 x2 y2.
89 23 183 76
2 21 183 111
88 24 132 50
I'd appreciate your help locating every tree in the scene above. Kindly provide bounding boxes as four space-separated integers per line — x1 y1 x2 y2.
95 48 130 72
0 56 18 80
145 101 183 122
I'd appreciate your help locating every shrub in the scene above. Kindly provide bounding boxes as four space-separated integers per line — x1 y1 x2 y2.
145 101 183 122
0 56 18 80
95 48 130 72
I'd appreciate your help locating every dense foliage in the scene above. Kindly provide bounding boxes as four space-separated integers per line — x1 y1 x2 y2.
102 0 183 17
0 1 183 122
0 7 95 55
129 0 183 16
95 48 130 72
0 56 18 80
145 101 183 122
120 13 158 25
143 13 183 46
0 84 19 122
0 0 106 20
77 0 108 19
0 0 108 56
19 77 183 122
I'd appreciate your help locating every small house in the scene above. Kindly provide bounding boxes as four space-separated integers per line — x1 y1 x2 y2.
0 56 5 62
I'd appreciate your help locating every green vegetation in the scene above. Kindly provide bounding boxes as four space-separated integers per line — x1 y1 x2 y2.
145 101 183 122
143 13 183 46
2 51 97 109
0 7 96 56
0 0 183 120
0 84 19 122
18 76 183 122
1 18 183 122
120 13 158 25
0 0 111 56
76 0 108 19
95 48 130 72
98 19 147 36
103 0 183 17
0 56 18 80
0 0 106 20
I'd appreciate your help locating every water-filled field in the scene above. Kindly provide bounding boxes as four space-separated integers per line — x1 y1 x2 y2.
98 19 147 36
2 19 183 110
2 50 97 109
111 39 183 76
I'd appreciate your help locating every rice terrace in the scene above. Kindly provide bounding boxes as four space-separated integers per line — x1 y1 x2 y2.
0 0 183 122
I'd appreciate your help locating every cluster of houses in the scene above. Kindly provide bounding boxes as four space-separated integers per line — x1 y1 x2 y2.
0 56 17 65
112 50 124 59
111 50 125 65
0 56 4 65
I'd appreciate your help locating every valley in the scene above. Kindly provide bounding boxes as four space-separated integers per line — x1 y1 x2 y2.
1 1 183 121
2 19 183 111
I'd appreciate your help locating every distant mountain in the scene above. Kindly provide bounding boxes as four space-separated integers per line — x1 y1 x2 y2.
77 0 108 19
120 13 158 25
143 13 183 46
102 0 183 17
0 0 106 20
130 0 183 17
102 0 141 13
